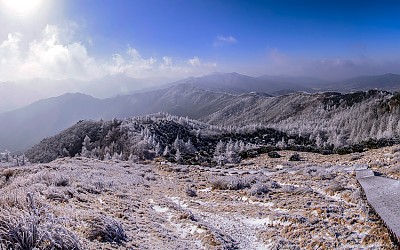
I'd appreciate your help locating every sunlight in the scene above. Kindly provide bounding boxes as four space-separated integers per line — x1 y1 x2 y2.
2 0 43 16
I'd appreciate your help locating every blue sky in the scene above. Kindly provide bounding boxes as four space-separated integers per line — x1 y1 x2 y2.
1 0 400 81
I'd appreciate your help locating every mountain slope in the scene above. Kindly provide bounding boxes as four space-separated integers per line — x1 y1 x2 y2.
0 84 236 152
0 75 167 113
203 90 400 147
5 74 400 153
0 93 105 152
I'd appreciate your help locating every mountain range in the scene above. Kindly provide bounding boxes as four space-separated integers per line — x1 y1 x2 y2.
0 74 170 113
2 72 400 152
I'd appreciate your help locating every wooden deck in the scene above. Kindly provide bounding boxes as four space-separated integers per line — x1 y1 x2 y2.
356 170 400 246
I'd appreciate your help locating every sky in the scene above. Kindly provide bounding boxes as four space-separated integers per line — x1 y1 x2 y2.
1 0 400 81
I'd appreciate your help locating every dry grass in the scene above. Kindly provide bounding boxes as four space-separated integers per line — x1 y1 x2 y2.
209 176 255 190
86 215 127 244
0 149 397 249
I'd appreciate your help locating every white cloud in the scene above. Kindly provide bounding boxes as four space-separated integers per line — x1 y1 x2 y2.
106 47 157 76
187 56 217 68
23 25 100 79
214 35 237 47
0 33 22 66
0 25 218 81
162 56 172 67
187 56 201 67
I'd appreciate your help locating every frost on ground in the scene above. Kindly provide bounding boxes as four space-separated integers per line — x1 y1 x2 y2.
0 147 399 249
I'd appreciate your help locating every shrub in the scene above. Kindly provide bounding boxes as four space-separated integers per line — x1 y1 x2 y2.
268 151 281 158
54 176 70 187
87 216 127 244
0 211 47 249
325 183 345 195
210 176 254 190
289 153 301 161
248 183 269 196
144 173 157 181
0 206 81 249
45 189 69 203
185 188 197 197
270 181 281 189
2 169 15 182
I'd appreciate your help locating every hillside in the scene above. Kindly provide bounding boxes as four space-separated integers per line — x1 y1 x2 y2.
0 93 105 152
0 146 398 249
4 84 400 153
0 85 234 152
203 90 400 147
25 113 313 164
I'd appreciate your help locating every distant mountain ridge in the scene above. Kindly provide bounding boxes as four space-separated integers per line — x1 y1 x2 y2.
0 84 237 151
3 72 400 114
0 74 169 113
169 72 316 95
3 72 400 152
324 73 400 92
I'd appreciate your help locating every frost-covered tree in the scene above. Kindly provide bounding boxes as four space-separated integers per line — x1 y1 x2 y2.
154 142 162 156
173 136 184 151
184 139 196 154
81 135 92 158
225 148 240 164
3 150 10 162
163 146 170 157
132 140 154 160
214 140 225 156
175 149 182 163
62 147 70 157
112 152 123 160
216 154 226 166
104 146 112 160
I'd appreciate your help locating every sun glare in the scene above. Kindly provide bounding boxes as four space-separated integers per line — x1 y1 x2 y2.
2 0 43 16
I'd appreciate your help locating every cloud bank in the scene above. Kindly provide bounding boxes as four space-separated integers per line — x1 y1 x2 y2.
1 24 399 82
258 48 400 80
0 25 217 81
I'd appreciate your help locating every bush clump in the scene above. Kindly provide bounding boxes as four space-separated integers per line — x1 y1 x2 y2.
185 188 197 197
289 153 301 161
0 194 81 250
210 176 254 190
54 176 70 187
87 216 127 244
268 151 281 158
249 183 269 196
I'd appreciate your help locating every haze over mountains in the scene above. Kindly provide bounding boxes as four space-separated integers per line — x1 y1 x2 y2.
3 72 400 113
0 74 170 113
2 72 400 152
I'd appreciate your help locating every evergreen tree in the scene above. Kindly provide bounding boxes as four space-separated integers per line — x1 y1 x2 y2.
81 135 92 158
175 149 182 163
163 145 170 157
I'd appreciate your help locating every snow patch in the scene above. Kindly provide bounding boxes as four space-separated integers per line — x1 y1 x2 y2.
153 205 169 213
198 187 211 192
248 200 274 207
243 217 271 226
169 196 189 208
